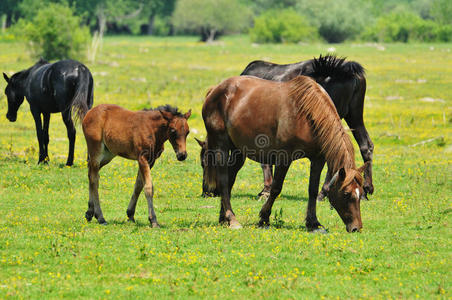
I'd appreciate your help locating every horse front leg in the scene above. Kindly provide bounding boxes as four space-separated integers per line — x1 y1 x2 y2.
42 112 50 162
306 158 326 232
259 163 290 227
31 109 46 164
62 110 76 166
258 164 273 201
126 169 144 222
138 155 159 228
347 116 374 197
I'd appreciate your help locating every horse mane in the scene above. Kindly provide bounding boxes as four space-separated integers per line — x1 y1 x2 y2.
143 104 183 117
305 54 365 80
288 76 356 173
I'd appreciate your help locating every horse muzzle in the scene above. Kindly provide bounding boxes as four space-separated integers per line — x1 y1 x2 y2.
346 222 362 233
176 151 187 161
6 113 16 122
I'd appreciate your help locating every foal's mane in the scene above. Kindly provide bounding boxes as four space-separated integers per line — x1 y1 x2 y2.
143 104 183 117
289 76 355 173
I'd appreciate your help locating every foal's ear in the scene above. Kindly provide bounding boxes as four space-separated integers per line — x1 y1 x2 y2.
357 161 370 174
184 109 192 119
3 72 9 83
160 110 173 121
194 137 205 148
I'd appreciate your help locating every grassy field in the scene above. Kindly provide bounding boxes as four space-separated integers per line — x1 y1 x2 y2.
0 35 450 298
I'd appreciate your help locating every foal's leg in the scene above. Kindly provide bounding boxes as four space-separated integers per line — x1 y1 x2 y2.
126 169 144 222
306 158 326 232
87 161 106 224
42 112 50 162
31 109 46 164
62 110 76 166
258 164 273 200
258 164 291 227
138 156 159 228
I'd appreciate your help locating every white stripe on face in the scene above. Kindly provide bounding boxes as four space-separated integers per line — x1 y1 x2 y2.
355 188 360 199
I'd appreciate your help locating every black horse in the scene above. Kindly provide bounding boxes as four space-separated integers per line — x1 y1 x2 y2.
3 58 94 166
240 55 374 199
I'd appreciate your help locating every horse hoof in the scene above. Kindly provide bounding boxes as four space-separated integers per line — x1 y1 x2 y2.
257 192 270 202
151 222 160 228
127 218 135 223
229 222 242 229
85 212 93 222
98 219 107 225
309 228 328 234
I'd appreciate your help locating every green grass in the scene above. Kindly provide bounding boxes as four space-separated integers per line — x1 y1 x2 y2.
0 35 450 298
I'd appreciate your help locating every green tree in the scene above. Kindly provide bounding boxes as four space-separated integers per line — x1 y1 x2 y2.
296 0 369 43
172 0 251 42
19 3 90 60
249 9 316 43
431 0 452 25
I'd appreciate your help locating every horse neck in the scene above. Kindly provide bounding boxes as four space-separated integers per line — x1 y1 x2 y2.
146 112 169 148
323 132 356 174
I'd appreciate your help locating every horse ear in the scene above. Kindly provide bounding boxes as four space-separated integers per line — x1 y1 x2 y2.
184 109 192 119
3 72 9 83
194 137 205 148
357 161 370 174
159 110 173 121
338 167 346 182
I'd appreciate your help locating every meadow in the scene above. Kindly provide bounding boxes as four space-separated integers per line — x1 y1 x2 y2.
0 35 450 298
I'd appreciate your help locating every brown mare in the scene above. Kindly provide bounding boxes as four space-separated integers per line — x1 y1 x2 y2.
199 75 369 232
82 104 191 226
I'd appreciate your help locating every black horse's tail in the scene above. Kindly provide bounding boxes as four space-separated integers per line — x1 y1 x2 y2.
309 54 366 80
71 65 93 124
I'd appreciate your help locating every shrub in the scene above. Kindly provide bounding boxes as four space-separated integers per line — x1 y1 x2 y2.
17 3 90 60
363 12 452 42
295 0 368 43
249 9 316 44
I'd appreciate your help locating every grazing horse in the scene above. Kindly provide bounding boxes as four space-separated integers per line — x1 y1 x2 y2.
3 59 94 166
200 75 369 232
239 55 374 199
82 104 191 226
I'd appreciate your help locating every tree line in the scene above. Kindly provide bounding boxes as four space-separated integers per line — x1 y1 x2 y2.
1 0 450 47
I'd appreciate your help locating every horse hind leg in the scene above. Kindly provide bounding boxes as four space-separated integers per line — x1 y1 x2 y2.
62 110 76 166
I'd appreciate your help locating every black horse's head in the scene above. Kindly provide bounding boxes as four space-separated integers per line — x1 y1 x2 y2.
3 72 25 122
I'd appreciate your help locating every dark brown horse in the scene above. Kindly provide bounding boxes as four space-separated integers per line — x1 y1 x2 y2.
82 104 191 226
200 75 368 232
239 55 373 200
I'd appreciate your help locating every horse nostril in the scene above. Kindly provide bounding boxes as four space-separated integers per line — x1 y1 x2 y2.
351 227 359 233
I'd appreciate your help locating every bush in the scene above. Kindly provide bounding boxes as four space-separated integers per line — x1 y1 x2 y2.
363 12 452 42
295 0 368 43
17 3 90 60
249 9 316 43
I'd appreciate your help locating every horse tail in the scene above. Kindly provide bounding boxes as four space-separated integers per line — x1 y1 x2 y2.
310 54 366 80
71 65 93 124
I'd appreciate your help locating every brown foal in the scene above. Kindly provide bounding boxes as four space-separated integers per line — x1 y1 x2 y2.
82 104 191 227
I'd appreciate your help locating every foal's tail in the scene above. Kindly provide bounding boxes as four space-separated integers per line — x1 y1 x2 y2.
71 65 94 124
